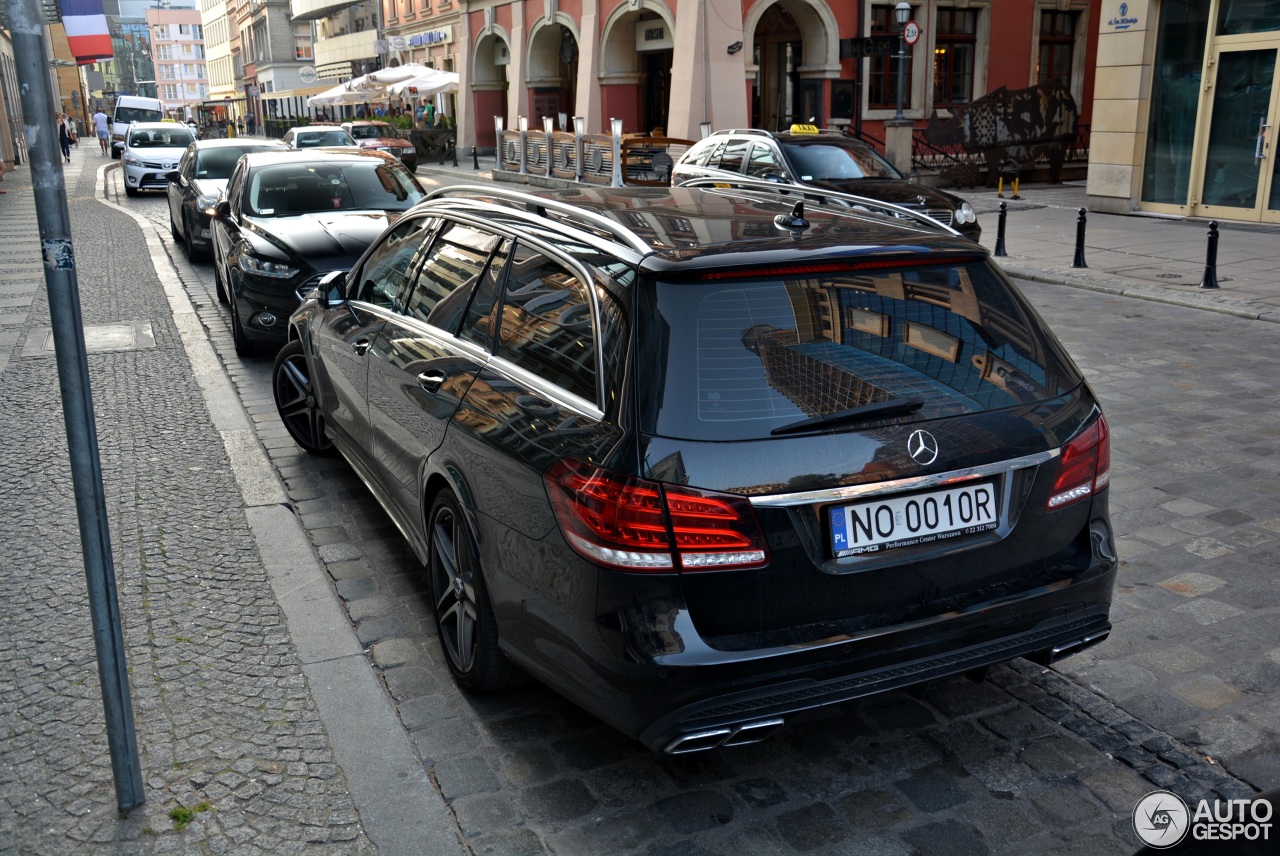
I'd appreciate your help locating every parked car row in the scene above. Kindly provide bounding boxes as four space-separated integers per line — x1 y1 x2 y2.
137 122 1111 755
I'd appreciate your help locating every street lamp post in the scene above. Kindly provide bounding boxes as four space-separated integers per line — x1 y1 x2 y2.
894 2 911 122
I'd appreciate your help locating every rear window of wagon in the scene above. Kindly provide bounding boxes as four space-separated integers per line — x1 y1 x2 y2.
636 260 1083 442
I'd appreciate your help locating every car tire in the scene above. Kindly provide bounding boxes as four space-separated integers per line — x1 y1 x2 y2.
229 289 254 357
427 491 516 693
272 339 335 456
213 258 229 305
170 211 180 241
124 185 137 197
184 213 204 261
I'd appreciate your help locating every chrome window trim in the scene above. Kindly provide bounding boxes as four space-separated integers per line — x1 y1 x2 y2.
748 449 1060 508
483 354 604 421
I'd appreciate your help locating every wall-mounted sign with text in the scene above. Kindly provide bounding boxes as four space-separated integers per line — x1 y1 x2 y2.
1108 2 1139 31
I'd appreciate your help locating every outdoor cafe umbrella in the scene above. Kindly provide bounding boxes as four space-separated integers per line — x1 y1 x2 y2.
387 69 460 99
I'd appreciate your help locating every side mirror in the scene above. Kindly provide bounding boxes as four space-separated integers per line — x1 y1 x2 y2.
166 170 180 182
319 269 347 307
214 200 231 219
763 172 786 183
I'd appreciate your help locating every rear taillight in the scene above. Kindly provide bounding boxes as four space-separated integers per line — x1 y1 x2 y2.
544 458 769 572
1047 414 1110 510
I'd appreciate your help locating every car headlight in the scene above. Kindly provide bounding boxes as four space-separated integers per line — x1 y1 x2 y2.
195 194 219 216
237 252 299 279
956 202 977 225
374 146 390 152
122 153 142 166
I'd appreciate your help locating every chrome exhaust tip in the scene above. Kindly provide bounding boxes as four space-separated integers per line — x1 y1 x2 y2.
663 717 787 754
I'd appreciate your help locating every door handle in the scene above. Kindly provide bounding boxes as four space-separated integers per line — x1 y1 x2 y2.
417 370 446 392
352 338 370 356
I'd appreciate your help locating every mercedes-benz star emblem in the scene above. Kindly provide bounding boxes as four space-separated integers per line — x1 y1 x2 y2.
907 429 939 465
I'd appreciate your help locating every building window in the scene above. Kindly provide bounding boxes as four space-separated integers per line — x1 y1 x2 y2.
933 8 977 109
1037 10 1076 89
178 23 190 35
294 23 313 60
869 4 912 110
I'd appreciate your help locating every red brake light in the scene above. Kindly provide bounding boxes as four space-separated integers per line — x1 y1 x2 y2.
1048 414 1110 510
544 459 769 572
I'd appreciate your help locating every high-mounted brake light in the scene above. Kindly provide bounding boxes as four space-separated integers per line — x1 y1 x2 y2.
544 459 770 572
1047 414 1110 510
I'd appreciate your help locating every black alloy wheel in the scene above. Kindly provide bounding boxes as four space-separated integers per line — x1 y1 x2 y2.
229 288 254 357
184 212 204 261
272 339 334 455
427 492 515 692
213 257 228 304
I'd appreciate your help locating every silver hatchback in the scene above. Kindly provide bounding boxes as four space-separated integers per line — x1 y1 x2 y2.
121 122 195 198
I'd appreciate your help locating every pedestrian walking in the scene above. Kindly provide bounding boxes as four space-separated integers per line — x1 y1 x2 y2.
245 113 256 136
57 113 72 163
236 118 244 137
93 107 110 155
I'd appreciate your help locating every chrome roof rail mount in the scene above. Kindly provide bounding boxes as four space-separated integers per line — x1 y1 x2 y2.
425 184 655 255
675 176 960 236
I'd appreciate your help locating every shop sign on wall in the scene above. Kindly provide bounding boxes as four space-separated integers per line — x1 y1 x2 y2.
1108 2 1139 31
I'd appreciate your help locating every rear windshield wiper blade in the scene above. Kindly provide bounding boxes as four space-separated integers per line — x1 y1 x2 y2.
770 398 925 436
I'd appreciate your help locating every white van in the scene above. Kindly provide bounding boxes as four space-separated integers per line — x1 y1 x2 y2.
110 95 165 158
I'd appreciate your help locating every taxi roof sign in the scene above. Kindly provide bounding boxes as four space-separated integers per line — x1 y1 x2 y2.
790 123 821 134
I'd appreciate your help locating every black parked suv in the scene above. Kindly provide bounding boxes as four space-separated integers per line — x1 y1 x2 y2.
273 181 1113 753
672 126 981 241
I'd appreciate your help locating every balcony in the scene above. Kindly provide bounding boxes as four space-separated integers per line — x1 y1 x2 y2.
314 30 378 68
290 0 355 22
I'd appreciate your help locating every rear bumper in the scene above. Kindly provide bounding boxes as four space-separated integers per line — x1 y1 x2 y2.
639 597 1112 753
589 543 1117 753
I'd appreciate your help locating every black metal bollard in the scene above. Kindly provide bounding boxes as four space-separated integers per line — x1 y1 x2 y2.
473 144 479 170
994 201 1008 257
1072 208 1088 268
1199 221 1220 289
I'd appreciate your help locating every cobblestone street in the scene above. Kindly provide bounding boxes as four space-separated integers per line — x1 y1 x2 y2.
4 146 1280 855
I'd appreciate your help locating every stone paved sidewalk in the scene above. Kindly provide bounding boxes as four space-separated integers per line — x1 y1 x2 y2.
0 144 375 854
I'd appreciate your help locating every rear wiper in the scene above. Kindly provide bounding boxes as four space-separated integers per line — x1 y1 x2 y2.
770 398 924 436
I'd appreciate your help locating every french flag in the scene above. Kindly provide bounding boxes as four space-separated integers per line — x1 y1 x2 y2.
59 0 113 64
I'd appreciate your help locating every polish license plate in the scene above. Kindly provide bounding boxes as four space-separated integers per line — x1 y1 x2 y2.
829 481 999 557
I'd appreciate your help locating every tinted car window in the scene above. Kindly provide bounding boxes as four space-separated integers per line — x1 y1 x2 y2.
495 244 596 404
781 140 901 181
195 145 284 180
405 223 501 331
129 127 195 147
354 217 436 309
349 124 394 140
638 261 1082 441
713 139 749 173
745 143 782 178
459 239 512 351
295 130 357 147
246 162 424 216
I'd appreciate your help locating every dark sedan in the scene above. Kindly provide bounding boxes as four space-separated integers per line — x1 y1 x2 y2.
211 151 426 356
672 126 982 240
166 137 289 260
342 120 418 173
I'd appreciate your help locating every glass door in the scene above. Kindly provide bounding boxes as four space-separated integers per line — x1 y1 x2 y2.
1194 47 1280 222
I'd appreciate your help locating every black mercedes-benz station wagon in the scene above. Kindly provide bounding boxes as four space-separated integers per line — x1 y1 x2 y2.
274 180 1115 754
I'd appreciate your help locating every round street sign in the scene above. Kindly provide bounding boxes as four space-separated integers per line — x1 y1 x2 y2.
298 66 318 85
904 21 921 46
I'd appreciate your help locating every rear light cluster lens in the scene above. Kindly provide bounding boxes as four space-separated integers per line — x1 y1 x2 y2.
544 458 770 572
1047 414 1110 510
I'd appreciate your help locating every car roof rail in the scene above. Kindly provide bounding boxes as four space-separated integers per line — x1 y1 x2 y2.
674 176 960 236
424 184 654 254
709 128 774 139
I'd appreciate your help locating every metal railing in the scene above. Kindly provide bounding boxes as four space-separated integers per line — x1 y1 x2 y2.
495 118 694 187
